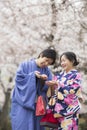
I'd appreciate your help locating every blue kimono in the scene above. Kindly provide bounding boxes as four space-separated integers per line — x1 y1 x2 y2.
10 59 52 130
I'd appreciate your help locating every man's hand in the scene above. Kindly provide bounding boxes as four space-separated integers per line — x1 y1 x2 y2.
35 71 48 80
40 74 48 80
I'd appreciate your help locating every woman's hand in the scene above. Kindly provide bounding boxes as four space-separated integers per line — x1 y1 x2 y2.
45 80 58 87
35 71 48 80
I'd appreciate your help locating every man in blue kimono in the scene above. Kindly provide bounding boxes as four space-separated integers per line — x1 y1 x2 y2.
10 47 57 130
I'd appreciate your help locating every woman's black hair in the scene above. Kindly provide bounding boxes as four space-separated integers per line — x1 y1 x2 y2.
60 51 79 66
38 46 57 65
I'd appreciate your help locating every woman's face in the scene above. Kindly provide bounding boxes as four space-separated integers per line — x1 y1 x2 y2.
60 55 74 72
37 56 53 68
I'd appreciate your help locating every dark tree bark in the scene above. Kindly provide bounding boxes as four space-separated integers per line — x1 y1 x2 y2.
0 89 11 130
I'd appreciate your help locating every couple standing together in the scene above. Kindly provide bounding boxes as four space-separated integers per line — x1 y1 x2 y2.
10 47 83 130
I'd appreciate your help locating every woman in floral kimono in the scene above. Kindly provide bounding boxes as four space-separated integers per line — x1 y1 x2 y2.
46 52 83 130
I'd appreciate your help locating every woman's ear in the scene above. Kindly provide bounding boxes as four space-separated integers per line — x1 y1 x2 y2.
72 60 75 65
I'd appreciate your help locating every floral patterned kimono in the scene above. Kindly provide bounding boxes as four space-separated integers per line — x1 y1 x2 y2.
48 70 82 130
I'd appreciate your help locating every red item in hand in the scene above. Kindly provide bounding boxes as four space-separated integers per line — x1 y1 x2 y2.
36 96 46 116
40 110 58 128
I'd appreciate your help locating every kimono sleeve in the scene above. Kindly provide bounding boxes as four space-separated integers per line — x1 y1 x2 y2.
13 62 37 110
64 72 82 97
71 72 82 97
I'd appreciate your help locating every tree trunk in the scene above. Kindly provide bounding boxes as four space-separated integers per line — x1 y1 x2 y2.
0 90 11 130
